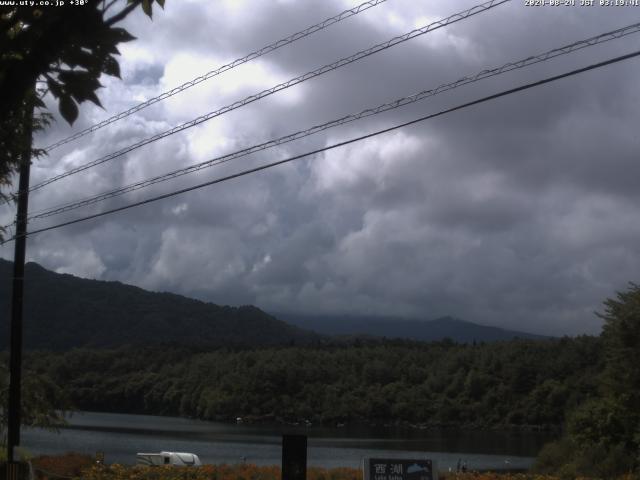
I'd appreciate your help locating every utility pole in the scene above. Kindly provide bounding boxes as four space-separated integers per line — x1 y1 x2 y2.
6 97 34 473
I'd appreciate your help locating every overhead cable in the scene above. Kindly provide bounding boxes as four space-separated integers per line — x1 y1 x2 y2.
24 21 640 222
28 0 510 193
4 48 638 244
42 0 390 152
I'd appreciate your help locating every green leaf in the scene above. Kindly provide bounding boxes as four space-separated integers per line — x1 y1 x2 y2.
58 70 101 91
46 78 63 98
103 55 121 78
81 90 103 108
141 0 152 18
58 70 103 107
33 97 46 109
61 48 95 69
156 0 165 8
59 95 78 125
108 27 136 43
98 43 120 56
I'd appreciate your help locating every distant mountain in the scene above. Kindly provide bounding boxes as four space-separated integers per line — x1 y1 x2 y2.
277 313 549 343
0 259 317 350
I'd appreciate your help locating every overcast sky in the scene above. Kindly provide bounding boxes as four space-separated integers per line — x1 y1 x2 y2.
2 0 639 336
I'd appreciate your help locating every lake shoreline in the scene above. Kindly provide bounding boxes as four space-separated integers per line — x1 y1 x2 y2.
58 409 562 434
22 411 549 470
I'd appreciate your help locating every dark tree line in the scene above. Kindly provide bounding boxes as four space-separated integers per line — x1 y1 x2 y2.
27 335 601 430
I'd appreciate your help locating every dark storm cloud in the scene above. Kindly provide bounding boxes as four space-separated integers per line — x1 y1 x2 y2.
2 0 639 336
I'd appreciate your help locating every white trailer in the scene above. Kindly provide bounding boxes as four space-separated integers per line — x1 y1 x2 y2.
136 451 202 467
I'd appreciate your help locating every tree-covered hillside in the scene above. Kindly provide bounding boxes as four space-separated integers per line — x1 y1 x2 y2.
0 259 316 349
28 336 601 429
0 259 550 349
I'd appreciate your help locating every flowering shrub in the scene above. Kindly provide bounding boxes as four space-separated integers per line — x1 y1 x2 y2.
438 474 640 480
440 474 556 480
31 452 95 478
79 464 361 480
26 456 640 480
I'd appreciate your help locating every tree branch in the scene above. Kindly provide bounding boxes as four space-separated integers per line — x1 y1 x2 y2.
105 0 141 26
102 0 120 15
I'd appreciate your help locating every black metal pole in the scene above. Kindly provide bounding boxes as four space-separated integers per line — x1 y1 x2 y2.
7 101 34 466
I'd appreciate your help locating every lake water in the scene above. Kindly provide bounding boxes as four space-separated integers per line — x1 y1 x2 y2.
21 412 555 471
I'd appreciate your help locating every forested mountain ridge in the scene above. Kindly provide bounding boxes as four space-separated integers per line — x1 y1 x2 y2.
0 259 317 350
28 336 601 429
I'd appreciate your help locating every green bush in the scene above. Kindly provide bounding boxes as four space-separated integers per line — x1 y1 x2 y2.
534 437 636 479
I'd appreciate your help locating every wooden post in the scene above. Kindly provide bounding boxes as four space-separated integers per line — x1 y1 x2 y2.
282 434 307 480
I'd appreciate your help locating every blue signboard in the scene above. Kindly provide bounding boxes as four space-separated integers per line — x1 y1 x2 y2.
364 458 436 480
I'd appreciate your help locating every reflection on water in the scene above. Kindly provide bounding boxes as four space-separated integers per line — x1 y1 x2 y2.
22 412 556 471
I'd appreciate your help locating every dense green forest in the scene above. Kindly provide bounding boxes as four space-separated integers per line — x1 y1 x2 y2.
26 336 600 429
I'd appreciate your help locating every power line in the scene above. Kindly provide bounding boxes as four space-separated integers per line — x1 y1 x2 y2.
27 0 510 194
23 21 640 223
4 48 638 245
42 0 390 152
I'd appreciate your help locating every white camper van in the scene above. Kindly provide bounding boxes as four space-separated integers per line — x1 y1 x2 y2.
136 451 202 467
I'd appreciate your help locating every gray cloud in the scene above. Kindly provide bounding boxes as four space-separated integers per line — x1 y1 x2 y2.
2 0 639 336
